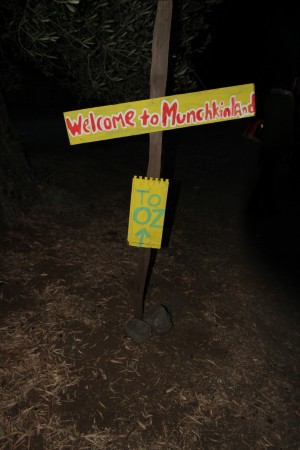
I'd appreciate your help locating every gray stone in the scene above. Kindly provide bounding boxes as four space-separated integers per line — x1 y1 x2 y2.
145 304 173 335
124 319 152 344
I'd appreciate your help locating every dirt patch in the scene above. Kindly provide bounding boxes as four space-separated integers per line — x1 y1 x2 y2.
1 116 300 449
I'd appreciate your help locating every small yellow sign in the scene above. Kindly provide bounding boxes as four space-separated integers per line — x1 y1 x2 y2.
128 176 169 249
64 83 255 145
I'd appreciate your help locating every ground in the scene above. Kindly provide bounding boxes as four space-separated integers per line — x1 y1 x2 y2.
0 108 300 450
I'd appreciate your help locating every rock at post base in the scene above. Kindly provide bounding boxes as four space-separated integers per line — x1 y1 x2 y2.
145 304 173 335
124 319 152 344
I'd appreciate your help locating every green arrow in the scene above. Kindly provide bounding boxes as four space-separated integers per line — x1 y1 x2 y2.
135 228 150 247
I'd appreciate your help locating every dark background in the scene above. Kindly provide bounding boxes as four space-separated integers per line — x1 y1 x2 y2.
196 1 300 106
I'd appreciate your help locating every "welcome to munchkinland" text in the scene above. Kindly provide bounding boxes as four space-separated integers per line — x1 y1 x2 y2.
63 84 256 144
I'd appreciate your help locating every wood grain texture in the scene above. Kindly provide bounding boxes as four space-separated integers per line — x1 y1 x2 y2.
134 0 172 319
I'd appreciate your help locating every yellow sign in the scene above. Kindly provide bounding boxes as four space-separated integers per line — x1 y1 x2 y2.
128 176 169 249
64 83 255 145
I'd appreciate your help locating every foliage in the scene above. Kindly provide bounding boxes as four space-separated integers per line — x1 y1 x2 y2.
0 3 24 93
14 0 222 105
0 92 36 223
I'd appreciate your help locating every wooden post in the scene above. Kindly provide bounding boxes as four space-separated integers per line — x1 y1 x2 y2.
133 0 173 319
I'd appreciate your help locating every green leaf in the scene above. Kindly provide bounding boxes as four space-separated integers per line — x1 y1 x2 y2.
66 4 76 12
